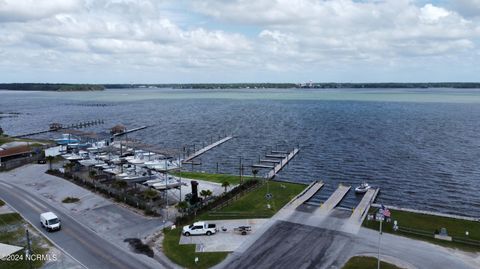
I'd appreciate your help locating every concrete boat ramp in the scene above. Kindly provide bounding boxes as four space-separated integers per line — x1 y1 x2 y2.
275 182 380 234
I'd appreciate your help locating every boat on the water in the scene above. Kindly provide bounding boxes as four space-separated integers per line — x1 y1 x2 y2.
355 182 371 194
55 134 80 145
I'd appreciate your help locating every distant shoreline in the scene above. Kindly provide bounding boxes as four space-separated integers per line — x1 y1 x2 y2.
105 82 480 89
1 82 479 91
0 83 104 92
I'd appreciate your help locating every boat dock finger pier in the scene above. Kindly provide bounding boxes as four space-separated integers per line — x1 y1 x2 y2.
252 148 299 180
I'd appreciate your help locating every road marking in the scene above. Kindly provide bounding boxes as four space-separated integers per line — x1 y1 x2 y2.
22 198 44 213
63 228 131 269
0 181 13 189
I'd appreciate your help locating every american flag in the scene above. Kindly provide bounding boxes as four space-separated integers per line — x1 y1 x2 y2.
381 205 391 218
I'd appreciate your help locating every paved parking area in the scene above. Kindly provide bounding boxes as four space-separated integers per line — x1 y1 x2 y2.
179 219 268 252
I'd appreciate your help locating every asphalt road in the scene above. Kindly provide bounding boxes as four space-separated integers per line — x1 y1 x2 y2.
221 219 479 269
223 221 354 269
0 180 171 269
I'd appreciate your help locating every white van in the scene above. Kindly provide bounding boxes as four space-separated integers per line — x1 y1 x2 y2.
40 212 61 232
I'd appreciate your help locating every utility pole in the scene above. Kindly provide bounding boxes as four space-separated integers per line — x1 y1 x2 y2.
239 156 243 184
26 229 33 269
377 214 383 269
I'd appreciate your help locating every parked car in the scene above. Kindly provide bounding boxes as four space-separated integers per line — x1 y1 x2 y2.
182 221 217 236
37 159 46 164
40 212 61 232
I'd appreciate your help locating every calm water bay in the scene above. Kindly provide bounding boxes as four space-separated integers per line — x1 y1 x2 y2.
1 88 480 217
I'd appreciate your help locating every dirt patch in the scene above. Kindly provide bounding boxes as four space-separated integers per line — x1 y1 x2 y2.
124 238 154 257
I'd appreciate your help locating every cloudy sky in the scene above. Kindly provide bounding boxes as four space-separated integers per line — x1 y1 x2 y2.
0 0 479 83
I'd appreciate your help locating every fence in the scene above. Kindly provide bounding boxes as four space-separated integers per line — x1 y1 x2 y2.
0 154 43 171
397 226 480 248
175 179 261 225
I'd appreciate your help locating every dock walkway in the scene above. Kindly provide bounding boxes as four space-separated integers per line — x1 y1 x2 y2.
349 188 379 224
265 148 299 179
316 185 351 214
183 136 233 162
287 181 324 209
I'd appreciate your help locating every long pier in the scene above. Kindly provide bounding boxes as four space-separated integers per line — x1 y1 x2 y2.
183 136 233 163
265 148 299 179
13 120 105 138
349 188 379 224
315 185 351 214
113 126 149 137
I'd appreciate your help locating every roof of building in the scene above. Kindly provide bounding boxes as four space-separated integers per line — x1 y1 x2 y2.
0 145 33 158
0 243 23 258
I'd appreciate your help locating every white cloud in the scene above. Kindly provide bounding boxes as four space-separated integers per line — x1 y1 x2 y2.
451 0 480 17
0 0 82 22
0 0 479 82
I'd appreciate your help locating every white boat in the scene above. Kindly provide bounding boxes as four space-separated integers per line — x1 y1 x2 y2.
355 182 371 194
55 134 80 145
152 178 182 190
87 141 107 153
78 159 101 167
151 160 181 171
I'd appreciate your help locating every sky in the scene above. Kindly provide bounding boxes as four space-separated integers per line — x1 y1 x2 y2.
0 0 479 83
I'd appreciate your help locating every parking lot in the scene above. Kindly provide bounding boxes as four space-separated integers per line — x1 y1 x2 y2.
179 219 268 252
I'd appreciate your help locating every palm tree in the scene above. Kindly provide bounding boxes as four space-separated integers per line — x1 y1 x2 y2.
143 189 158 207
252 169 259 180
46 156 54 170
200 189 212 201
63 162 75 174
221 181 230 193
115 180 128 190
176 201 189 215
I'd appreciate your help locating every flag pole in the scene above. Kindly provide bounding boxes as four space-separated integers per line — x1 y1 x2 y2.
377 216 382 269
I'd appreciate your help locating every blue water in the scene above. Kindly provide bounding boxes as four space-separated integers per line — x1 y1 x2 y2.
1 88 479 217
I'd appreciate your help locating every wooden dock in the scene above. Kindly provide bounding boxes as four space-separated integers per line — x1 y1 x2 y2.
265 148 299 179
13 120 105 138
316 185 351 214
259 159 281 163
252 164 275 169
349 188 379 224
183 136 233 163
113 126 149 137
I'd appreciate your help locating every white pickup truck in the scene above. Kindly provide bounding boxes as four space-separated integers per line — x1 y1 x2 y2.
182 221 217 236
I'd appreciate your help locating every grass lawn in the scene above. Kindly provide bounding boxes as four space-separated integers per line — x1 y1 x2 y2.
363 208 480 252
172 171 255 185
0 213 50 269
0 135 47 147
200 181 306 220
163 228 229 269
342 256 403 269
